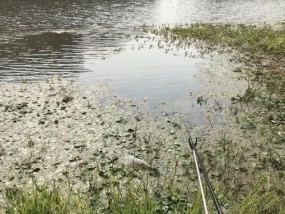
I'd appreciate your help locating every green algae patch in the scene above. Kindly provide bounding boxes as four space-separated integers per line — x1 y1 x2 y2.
157 23 285 57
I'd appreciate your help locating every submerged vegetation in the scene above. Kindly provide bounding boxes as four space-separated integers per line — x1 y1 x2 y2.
1 23 285 213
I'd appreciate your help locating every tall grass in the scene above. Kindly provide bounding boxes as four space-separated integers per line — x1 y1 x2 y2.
2 182 198 214
2 175 282 214
4 184 74 214
229 179 280 214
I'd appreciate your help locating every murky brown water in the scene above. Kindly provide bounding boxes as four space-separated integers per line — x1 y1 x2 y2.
0 0 284 102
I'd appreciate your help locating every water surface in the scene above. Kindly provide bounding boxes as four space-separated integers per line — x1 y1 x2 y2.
0 0 284 102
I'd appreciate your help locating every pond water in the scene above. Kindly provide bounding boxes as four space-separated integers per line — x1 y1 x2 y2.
0 0 284 107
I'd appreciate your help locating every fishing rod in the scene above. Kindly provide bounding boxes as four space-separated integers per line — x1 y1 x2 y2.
188 132 224 214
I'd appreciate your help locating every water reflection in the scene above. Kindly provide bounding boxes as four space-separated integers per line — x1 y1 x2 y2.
80 45 203 100
155 0 181 23
0 31 83 81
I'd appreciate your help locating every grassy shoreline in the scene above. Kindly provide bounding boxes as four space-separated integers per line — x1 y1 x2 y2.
1 23 285 213
157 23 285 142
155 22 285 213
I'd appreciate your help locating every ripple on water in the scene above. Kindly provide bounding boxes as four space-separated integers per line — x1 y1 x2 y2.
0 0 283 109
